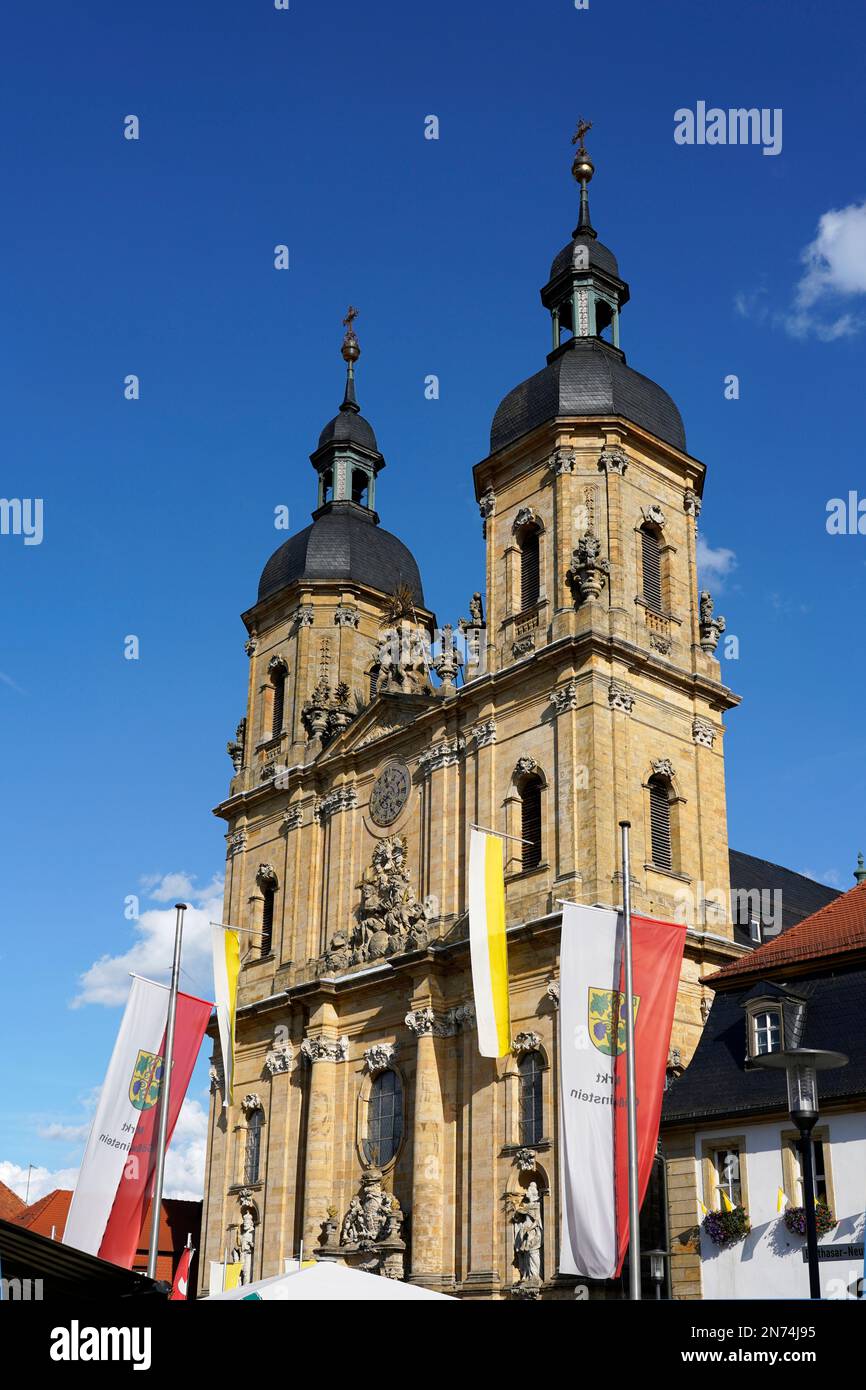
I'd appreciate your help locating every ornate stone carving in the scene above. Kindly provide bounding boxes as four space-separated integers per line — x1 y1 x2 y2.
514 1146 539 1172
209 1061 224 1093
314 786 358 822
513 506 537 530
369 761 411 827
643 504 667 528
376 620 432 695
227 829 247 858
514 755 539 779
322 836 429 970
433 623 464 690
334 605 360 628
512 633 535 658
511 1181 543 1298
331 1169 405 1279
470 718 497 748
549 680 578 714
699 590 726 653
512 1031 541 1054
256 863 278 894
281 806 303 831
232 1200 257 1286
566 531 610 603
244 635 258 657
268 654 287 677
227 717 246 773
652 758 675 780
479 486 496 537
364 1043 396 1072
300 1035 349 1064
683 487 702 518
650 633 672 655
548 445 576 475
417 736 464 776
692 716 715 748
295 605 315 627
452 1002 476 1031
264 1037 293 1075
598 445 628 475
241 1093 263 1115
546 980 560 1008
405 1007 457 1038
608 681 635 714
301 677 332 741
666 1046 684 1079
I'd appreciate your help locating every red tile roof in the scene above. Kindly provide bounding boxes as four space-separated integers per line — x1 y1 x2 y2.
0 1181 26 1222
706 878 866 985
14 1188 71 1236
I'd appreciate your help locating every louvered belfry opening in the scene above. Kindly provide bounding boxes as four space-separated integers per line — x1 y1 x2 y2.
521 777 543 871
520 527 541 610
260 889 275 956
271 670 286 738
648 775 673 871
641 525 663 612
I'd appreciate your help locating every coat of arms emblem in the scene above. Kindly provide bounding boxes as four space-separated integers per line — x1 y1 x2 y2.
129 1049 164 1111
588 988 640 1056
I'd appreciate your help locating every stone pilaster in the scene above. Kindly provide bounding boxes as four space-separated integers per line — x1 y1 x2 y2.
405 1007 452 1284
299 1025 348 1251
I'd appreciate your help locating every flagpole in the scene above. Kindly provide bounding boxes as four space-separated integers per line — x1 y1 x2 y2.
620 821 642 1301
147 902 186 1280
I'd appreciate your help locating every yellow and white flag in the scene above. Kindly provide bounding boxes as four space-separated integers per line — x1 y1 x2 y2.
211 923 241 1106
468 829 511 1057
777 1187 789 1214
698 1197 708 1217
720 1189 734 1213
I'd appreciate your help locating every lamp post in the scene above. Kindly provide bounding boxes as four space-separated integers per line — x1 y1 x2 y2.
753 1047 848 1299
646 1248 668 1300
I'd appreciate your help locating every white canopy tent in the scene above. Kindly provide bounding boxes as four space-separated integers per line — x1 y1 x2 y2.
207 1260 455 1301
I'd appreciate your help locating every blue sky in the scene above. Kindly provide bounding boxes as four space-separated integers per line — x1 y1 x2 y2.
2 0 865 1195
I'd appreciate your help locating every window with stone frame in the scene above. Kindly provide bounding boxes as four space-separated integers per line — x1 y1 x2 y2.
640 524 663 613
520 777 543 871
260 885 275 956
518 1051 544 1146
519 525 541 610
647 774 673 871
244 1108 263 1185
363 1069 404 1167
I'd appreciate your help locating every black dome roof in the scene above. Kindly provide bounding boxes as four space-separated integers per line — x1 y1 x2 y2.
548 233 620 281
490 337 686 455
316 406 379 454
257 501 425 606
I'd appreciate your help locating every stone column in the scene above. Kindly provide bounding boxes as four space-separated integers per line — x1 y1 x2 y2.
406 1007 451 1285
259 1034 296 1277
299 1026 347 1252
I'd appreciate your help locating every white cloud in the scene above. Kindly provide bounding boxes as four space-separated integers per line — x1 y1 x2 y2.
72 872 224 1008
783 200 866 339
697 534 737 588
37 1121 91 1143
1 1097 210 1208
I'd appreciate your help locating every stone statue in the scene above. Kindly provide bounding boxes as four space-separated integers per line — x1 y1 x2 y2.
340 1196 366 1246
512 1181 543 1290
698 589 726 653
329 1168 405 1278
566 531 610 604
233 1208 256 1285
376 620 433 695
323 835 428 969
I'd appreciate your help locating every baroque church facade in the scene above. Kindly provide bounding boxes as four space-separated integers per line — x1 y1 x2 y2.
200 136 743 1298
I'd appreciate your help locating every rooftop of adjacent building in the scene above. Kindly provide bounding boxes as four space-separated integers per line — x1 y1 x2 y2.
663 858 866 1126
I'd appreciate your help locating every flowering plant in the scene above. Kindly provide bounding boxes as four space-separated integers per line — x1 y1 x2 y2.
784 1203 836 1237
702 1206 751 1246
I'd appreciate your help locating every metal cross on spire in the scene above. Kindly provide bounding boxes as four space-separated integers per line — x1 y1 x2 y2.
572 117 593 153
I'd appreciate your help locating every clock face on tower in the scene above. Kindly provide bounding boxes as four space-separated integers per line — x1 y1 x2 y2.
369 762 411 827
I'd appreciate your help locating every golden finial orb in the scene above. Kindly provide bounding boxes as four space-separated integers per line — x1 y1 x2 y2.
571 117 595 184
341 304 361 363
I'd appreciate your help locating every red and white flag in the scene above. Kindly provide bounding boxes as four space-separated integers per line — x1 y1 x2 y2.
171 1244 195 1300
558 903 685 1279
64 975 212 1268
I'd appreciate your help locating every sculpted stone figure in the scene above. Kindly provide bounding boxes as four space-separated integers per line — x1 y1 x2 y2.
512 1181 543 1289
322 835 428 970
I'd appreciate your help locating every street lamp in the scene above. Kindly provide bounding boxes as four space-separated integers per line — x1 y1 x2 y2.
753 1047 848 1299
646 1248 668 1300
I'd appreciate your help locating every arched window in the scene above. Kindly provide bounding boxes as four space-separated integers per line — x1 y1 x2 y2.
648 774 672 871
518 1052 544 1146
519 526 541 610
521 777 543 871
751 1009 782 1057
260 886 275 956
270 666 286 738
244 1109 263 1185
640 525 663 612
363 1070 404 1166
351 468 369 507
